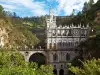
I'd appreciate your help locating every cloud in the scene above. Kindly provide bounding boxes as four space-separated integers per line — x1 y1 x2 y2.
55 0 85 15
0 0 98 17
0 3 16 10
0 0 48 17
55 0 98 15
86 0 98 3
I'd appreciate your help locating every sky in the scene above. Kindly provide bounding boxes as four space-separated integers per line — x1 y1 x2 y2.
0 0 98 17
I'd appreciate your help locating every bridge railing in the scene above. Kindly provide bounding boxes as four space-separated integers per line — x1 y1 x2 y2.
19 48 46 51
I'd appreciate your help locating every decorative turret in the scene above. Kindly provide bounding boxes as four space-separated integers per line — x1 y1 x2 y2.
87 24 89 28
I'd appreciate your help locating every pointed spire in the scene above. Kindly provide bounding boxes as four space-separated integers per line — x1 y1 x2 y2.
87 23 89 27
49 6 54 21
49 6 53 16
67 25 69 28
83 24 84 28
78 24 80 27
72 23 74 27
80 23 82 27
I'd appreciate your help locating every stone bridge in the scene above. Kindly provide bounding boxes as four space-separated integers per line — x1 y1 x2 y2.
19 49 48 64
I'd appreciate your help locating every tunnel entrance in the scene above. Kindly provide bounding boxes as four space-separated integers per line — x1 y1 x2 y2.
29 53 46 67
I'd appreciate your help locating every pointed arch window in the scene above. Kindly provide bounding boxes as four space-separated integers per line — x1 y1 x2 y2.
57 30 61 36
66 53 70 60
49 43 52 49
68 29 72 36
53 43 56 49
53 30 56 36
59 69 64 75
59 41 62 47
75 41 78 46
53 53 58 61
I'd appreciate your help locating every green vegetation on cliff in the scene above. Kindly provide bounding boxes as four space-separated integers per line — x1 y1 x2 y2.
0 5 39 49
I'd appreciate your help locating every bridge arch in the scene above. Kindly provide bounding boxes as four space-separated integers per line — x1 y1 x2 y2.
19 50 47 64
29 52 46 66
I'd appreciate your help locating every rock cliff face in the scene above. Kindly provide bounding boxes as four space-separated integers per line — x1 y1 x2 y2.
0 19 11 48
0 27 8 47
0 19 39 49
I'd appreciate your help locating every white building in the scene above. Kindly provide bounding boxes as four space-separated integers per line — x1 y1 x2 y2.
46 7 89 75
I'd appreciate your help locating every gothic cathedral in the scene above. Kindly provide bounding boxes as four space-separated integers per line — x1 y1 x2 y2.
46 7 89 75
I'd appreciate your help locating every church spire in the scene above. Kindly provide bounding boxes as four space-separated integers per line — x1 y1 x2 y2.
49 6 53 16
49 6 53 21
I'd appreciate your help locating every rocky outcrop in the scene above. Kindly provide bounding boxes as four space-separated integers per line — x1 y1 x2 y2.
0 19 11 48
0 19 39 49
0 27 8 47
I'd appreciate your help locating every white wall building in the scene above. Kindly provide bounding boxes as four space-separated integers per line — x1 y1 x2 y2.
46 7 89 75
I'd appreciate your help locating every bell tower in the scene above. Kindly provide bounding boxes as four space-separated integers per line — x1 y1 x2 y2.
46 6 56 29
46 6 56 49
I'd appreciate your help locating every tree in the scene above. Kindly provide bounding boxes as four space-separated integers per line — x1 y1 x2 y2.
69 58 100 75
0 49 54 75
0 5 3 13
13 12 17 17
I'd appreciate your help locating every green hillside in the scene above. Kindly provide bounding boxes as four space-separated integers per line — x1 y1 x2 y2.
0 5 39 49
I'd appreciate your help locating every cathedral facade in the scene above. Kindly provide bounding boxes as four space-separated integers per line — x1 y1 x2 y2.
46 7 89 75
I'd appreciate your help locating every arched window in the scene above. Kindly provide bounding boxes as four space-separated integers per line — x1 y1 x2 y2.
53 43 56 49
60 52 63 61
69 42 71 46
68 42 70 46
75 41 78 46
53 69 57 75
66 53 70 60
75 49 78 53
59 69 64 75
53 53 58 61
53 30 56 36
68 29 72 36
63 30 66 36
49 43 52 49
57 30 61 36
62 42 64 48
81 30 85 36
66 42 68 47
59 42 62 48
